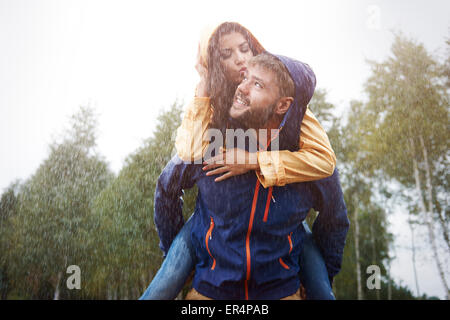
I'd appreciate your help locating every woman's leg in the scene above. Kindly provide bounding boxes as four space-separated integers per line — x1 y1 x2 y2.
139 216 196 300
298 220 336 300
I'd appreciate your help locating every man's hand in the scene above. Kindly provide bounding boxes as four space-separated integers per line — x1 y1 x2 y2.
203 148 259 182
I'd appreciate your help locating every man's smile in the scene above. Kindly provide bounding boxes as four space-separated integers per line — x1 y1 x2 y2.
233 92 250 110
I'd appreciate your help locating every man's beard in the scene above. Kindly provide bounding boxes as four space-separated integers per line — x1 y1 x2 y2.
232 101 278 130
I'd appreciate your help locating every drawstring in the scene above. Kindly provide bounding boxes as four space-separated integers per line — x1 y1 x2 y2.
261 128 280 223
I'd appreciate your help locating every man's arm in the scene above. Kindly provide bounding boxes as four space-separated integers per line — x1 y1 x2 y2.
154 155 198 256
311 169 350 285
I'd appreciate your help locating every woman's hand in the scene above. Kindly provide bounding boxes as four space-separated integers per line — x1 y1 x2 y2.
202 148 259 182
195 44 208 97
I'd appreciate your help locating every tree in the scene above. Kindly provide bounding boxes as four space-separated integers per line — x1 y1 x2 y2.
443 36 450 88
363 33 450 298
0 181 21 299
8 106 113 299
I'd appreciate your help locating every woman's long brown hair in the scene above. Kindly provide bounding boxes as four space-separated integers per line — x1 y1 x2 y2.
206 22 265 130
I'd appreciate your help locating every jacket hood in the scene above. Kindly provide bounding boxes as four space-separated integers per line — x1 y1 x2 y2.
271 54 317 152
198 24 217 68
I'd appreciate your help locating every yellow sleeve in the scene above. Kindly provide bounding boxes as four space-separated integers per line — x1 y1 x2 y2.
175 97 212 162
255 107 336 188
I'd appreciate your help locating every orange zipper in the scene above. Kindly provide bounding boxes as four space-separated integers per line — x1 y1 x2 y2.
279 257 290 270
205 216 216 270
263 187 273 222
279 232 293 270
287 232 293 254
245 180 261 300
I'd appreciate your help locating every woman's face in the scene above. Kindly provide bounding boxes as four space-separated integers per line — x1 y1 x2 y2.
218 32 254 85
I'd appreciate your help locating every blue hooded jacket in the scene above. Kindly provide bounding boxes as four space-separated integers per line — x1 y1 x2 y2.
154 54 349 300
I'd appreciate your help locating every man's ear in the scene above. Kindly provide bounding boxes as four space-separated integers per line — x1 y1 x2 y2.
275 97 294 115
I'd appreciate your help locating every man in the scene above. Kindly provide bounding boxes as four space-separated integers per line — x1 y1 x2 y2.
154 53 349 300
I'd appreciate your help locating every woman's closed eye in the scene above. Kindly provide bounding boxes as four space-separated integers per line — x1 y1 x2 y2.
220 49 232 59
239 43 249 53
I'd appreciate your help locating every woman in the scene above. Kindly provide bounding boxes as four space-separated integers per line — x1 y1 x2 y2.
140 22 336 300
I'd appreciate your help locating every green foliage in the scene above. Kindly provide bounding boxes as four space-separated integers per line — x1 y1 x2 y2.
0 182 20 299
5 106 113 299
333 183 394 299
363 34 449 187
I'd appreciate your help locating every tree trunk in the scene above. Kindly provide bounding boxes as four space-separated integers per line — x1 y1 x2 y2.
387 263 392 300
53 272 62 300
419 135 450 251
436 209 450 251
409 221 421 298
353 199 364 300
370 221 380 300
411 138 450 299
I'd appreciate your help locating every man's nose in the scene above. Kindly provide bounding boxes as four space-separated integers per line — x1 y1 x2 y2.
237 81 249 94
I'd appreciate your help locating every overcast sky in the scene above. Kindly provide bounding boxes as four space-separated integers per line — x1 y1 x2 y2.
1 0 449 298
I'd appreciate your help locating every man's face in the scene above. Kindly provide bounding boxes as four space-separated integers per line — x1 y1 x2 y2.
229 64 281 129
